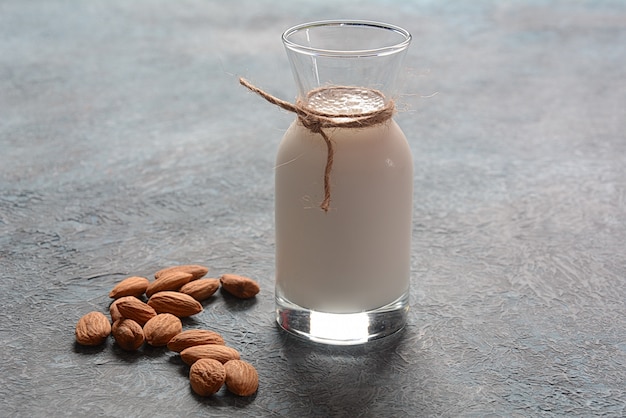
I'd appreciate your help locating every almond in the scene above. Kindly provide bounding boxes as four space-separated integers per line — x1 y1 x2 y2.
155 264 209 281
180 344 240 366
179 278 220 301
116 296 157 325
143 313 182 347
110 296 143 322
145 271 193 298
167 329 225 352
109 276 150 299
224 360 259 396
112 318 144 351
147 291 203 317
75 311 111 346
189 359 225 396
219 274 260 299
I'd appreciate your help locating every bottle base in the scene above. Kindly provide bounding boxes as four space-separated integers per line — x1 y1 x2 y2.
275 293 409 345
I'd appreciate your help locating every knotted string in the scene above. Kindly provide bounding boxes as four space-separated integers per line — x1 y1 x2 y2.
239 77 395 212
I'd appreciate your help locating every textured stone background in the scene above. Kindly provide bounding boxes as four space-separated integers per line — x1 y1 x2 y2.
1 0 625 416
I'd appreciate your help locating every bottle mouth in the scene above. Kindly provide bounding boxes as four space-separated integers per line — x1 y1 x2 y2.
282 20 411 58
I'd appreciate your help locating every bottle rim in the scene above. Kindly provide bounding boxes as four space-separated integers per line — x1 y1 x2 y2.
282 20 411 57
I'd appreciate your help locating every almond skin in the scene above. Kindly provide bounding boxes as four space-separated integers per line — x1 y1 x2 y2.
224 360 259 396
147 291 203 317
109 298 124 323
112 319 145 351
109 276 150 299
180 344 240 366
75 311 111 346
167 329 225 352
189 359 225 396
115 296 157 326
145 271 193 298
219 274 260 299
155 265 209 281
179 278 220 301
143 313 182 347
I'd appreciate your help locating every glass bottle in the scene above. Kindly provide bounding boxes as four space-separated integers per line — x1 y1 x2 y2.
274 20 413 344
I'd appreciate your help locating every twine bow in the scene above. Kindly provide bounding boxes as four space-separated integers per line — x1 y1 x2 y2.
239 77 395 212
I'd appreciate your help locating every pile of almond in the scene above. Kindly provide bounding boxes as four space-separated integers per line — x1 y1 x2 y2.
74 264 260 398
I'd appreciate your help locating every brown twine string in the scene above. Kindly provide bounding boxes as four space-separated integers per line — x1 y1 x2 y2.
239 77 395 212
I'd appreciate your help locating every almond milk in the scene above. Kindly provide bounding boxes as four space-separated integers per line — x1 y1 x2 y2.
275 89 413 314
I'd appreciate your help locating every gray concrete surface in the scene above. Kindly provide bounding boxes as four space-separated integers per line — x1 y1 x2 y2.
1 0 625 416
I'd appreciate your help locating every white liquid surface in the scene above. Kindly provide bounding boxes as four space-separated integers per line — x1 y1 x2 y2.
275 90 413 313
307 88 386 114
